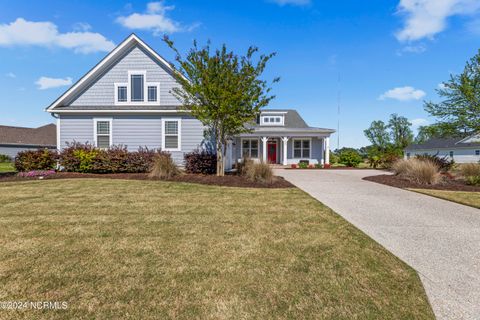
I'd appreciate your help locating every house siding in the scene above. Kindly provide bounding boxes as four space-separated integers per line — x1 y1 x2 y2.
59 114 205 165
0 145 54 159
406 148 480 163
66 45 181 107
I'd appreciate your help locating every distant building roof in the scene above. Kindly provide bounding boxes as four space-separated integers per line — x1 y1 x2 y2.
0 124 56 147
406 135 480 150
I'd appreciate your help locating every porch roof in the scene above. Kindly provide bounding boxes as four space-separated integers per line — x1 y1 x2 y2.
238 126 334 137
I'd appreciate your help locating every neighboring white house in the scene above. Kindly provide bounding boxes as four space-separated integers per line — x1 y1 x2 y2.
405 133 480 163
45 34 334 169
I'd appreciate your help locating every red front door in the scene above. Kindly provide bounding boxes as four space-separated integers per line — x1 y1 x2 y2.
267 142 277 164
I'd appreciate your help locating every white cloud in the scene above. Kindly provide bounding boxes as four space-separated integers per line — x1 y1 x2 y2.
379 86 426 101
269 0 311 6
35 76 72 90
116 1 198 35
0 18 115 54
401 44 427 54
410 118 429 128
396 0 480 42
5 72 15 78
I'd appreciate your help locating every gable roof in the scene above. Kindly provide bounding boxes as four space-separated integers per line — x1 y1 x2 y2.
0 124 56 147
45 33 178 112
406 134 480 150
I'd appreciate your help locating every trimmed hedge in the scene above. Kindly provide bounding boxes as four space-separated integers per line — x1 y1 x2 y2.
0 154 11 162
184 149 217 174
14 149 57 172
58 142 158 173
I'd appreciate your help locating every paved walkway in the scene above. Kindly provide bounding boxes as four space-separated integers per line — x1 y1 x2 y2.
276 169 480 320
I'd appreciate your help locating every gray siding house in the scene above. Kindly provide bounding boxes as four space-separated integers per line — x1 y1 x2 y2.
46 34 334 168
0 124 56 159
405 133 480 163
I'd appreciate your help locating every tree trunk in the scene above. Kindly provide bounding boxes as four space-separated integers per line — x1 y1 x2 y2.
216 137 224 177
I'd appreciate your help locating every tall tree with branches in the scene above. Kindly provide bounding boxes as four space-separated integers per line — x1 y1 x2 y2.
424 50 480 136
164 37 279 176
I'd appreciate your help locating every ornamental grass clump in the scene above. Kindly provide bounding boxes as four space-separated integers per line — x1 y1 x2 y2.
244 161 274 184
392 158 441 185
460 163 480 186
148 152 179 179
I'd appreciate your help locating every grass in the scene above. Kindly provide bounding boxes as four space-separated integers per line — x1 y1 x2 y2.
0 162 15 172
409 188 480 209
0 179 434 319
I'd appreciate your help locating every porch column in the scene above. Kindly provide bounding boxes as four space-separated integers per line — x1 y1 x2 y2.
261 137 268 162
325 137 330 165
281 137 289 165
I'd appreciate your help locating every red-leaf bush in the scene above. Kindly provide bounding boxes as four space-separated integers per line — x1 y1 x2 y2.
14 149 58 172
58 142 157 173
184 149 217 174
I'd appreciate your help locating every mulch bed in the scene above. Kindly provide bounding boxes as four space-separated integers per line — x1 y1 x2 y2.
364 174 480 192
0 172 294 189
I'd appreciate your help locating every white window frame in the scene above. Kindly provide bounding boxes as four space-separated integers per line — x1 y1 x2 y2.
162 118 181 152
114 70 160 106
93 118 113 149
260 115 284 126
240 138 260 159
292 138 311 159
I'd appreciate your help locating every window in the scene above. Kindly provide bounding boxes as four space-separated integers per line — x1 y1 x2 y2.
406 152 411 159
163 119 180 151
117 86 127 102
260 115 284 126
148 86 157 102
293 139 310 158
449 151 454 158
131 74 144 102
476 150 480 156
95 119 111 148
242 139 259 158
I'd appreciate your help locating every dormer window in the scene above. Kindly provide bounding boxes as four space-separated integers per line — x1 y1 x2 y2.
115 70 160 105
260 115 284 126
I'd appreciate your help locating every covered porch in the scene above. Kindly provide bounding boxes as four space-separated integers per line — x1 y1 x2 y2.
227 134 331 169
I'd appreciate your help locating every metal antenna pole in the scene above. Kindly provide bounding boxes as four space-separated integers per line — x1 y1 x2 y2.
337 72 341 150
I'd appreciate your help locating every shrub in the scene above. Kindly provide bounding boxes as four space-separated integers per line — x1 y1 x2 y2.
14 149 57 172
18 170 56 178
0 154 11 162
184 149 217 174
237 157 254 175
415 154 454 172
149 152 179 179
298 162 308 169
58 143 156 173
329 152 339 164
392 158 441 185
243 161 274 184
339 150 362 167
460 163 480 186
290 164 297 169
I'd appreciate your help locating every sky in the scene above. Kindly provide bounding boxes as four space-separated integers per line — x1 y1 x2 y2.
0 0 479 148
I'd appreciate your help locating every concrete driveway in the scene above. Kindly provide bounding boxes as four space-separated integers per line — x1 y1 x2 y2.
276 169 480 320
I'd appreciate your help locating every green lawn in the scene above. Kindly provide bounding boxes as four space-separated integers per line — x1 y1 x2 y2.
409 188 480 209
0 179 434 319
0 162 15 172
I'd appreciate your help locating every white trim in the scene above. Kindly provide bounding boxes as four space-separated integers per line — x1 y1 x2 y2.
93 118 113 148
292 138 312 159
114 71 161 106
50 109 186 114
240 138 260 159
161 118 181 152
261 111 288 114
46 34 181 112
56 117 61 150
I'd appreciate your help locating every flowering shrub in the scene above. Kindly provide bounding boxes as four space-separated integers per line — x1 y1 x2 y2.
290 164 297 169
323 163 331 169
14 149 57 172
58 142 157 173
184 149 217 174
17 170 56 178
